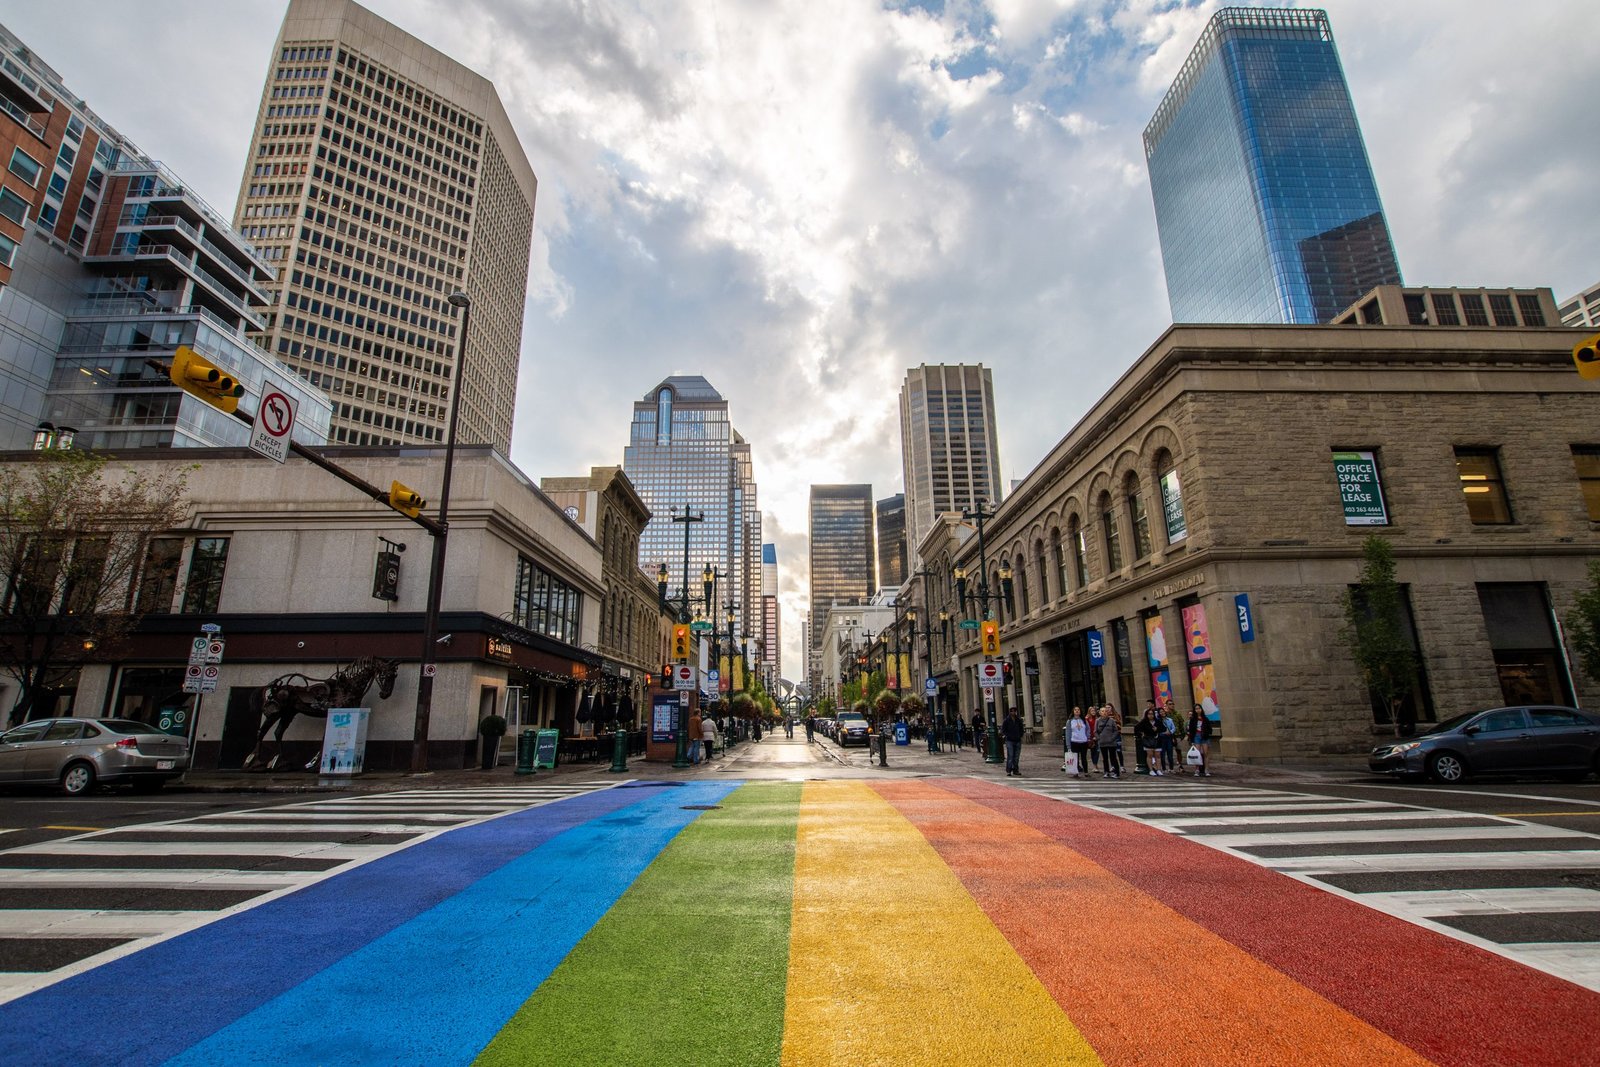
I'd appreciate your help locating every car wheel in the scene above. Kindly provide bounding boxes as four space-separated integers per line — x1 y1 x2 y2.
60 761 97 797
1427 752 1467 785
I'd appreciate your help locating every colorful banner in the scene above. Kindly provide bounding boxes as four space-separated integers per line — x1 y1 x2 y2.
1182 603 1210 660
1143 615 1168 670
1190 662 1220 718
1150 668 1173 708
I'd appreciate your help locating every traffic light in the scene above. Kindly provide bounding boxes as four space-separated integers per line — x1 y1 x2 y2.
660 664 673 688
1002 661 1013 684
169 345 244 413
672 624 691 660
1574 332 1600 381
980 619 1001 657
388 480 425 518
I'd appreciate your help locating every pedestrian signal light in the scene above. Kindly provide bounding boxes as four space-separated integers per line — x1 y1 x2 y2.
980 619 1000 657
169 345 244 413
672 624 691 660
1002 661 1013 682
1574 332 1600 381
388 480 425 518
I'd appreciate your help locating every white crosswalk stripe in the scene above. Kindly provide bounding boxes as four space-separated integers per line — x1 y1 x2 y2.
0 782 621 1004
1021 777 1600 993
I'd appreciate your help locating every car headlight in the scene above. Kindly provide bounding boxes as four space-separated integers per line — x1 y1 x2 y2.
1385 742 1420 756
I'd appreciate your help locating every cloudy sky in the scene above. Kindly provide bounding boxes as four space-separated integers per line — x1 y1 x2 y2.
7 0 1596 672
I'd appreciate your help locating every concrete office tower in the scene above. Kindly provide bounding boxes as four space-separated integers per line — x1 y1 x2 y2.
761 542 780 683
876 494 906 590
1559 280 1600 329
899 364 1002 572
808 484 874 662
0 21 332 451
235 0 536 453
1144 7 1401 325
625 375 761 647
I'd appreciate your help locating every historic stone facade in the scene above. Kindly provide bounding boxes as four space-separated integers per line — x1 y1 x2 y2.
932 320 1600 763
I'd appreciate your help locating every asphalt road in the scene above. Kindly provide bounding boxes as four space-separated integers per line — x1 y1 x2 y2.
0 791 347 849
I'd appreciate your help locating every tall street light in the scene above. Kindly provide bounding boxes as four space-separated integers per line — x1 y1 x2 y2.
958 499 1013 765
410 290 471 773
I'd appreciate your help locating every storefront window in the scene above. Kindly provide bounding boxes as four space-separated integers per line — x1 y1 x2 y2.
180 537 230 614
1180 600 1221 728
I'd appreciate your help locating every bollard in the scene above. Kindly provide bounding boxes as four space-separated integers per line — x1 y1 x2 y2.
515 728 537 776
609 726 629 773
876 729 889 767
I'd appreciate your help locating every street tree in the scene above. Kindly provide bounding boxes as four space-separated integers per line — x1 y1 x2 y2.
1564 560 1600 685
0 451 192 724
1339 534 1419 736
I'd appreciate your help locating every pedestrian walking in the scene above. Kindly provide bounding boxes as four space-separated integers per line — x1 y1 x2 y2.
1085 707 1101 772
702 713 718 760
1186 703 1213 776
1160 701 1179 774
688 709 703 765
971 709 987 754
1135 708 1163 775
805 714 815 743
1001 708 1024 776
1095 706 1123 778
1067 707 1091 777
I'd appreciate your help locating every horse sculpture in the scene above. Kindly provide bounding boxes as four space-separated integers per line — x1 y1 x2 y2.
244 656 399 771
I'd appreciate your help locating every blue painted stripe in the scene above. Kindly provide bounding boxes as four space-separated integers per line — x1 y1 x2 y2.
0 785 662 1067
162 781 736 1067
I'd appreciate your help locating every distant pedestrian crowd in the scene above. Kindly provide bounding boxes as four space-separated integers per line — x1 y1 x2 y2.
1065 700 1213 779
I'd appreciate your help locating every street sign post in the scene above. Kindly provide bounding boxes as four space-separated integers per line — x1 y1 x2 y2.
923 677 938 696
959 619 980 630
673 665 695 691
249 385 298 463
689 620 714 634
978 662 1003 688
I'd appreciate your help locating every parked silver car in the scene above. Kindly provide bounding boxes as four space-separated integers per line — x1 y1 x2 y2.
0 718 190 795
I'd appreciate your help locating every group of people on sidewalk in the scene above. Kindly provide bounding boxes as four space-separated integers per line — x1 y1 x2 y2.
1064 701 1213 779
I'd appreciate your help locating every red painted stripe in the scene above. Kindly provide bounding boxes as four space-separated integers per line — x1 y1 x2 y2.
937 779 1600 1067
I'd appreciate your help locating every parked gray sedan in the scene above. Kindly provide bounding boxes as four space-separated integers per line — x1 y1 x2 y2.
1369 705 1600 784
0 718 190 795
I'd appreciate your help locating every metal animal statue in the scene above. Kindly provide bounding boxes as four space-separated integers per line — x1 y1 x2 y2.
244 656 399 771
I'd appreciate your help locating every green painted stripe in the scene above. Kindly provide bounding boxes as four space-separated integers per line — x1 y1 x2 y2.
474 782 799 1067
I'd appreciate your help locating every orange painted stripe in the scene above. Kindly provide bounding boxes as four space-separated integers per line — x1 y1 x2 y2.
875 781 1438 1067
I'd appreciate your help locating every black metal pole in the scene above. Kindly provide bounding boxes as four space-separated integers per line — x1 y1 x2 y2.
411 293 471 773
965 501 1002 764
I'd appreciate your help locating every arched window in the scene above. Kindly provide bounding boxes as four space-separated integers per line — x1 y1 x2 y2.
1034 539 1049 604
1156 450 1187 544
1126 472 1151 560
1052 528 1068 595
1068 515 1090 587
1100 491 1122 573
1015 556 1030 616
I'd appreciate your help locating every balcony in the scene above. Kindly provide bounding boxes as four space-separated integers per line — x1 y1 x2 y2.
0 55 51 117
120 213 271 300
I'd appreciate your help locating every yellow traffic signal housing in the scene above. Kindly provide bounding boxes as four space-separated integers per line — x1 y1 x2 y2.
1574 332 1600 381
980 619 1001 657
671 624 691 660
169 345 244 413
388 480 425 518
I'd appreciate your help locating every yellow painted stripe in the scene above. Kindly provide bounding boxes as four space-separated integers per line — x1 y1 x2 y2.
781 781 1101 1067
41 825 104 832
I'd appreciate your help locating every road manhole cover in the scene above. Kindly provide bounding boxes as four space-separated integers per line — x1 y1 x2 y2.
681 804 722 811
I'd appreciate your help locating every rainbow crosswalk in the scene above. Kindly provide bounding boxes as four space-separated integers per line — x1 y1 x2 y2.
1 779 1597 1066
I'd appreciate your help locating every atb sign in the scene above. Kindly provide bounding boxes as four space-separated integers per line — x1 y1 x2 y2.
673 665 695 691
249 385 298 464
978 662 1004 689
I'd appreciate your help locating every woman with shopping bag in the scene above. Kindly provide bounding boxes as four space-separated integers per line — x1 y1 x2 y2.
1186 703 1213 777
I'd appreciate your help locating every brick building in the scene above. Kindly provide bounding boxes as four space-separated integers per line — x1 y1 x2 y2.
910 307 1600 762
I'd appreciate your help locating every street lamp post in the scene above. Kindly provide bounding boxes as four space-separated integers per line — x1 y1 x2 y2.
410 291 471 774
657 506 706 770
958 499 1013 765
912 566 950 732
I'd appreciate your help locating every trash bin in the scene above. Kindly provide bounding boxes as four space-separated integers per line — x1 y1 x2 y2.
516 728 537 776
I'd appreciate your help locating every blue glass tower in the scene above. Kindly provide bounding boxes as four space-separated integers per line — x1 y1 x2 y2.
1144 8 1401 324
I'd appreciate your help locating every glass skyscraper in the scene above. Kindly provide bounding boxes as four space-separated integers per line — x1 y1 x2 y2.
808 485 874 663
1144 7 1401 325
624 375 761 642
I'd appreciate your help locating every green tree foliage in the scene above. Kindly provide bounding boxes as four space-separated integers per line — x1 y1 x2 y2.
1340 535 1419 735
873 689 901 719
1565 560 1600 684
0 451 192 724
